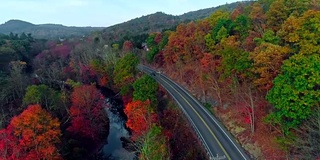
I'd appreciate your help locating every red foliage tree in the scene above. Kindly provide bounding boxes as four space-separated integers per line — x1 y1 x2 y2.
98 75 108 87
200 53 213 72
154 50 165 67
0 105 61 160
154 33 162 44
51 44 72 60
122 40 134 52
79 63 97 84
67 85 107 140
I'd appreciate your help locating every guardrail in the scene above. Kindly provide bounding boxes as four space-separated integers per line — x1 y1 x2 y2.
138 65 216 159
138 65 250 160
158 69 248 159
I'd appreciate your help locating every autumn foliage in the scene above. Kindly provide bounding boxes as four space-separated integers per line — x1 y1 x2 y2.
124 100 151 139
144 1 320 159
67 85 107 140
0 104 61 160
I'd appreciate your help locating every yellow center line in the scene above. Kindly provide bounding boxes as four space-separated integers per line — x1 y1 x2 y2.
159 76 231 160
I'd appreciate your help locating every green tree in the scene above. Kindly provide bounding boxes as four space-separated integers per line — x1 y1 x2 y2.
211 18 234 43
254 29 281 45
233 14 252 40
216 26 228 42
266 54 320 134
204 33 215 52
218 36 252 79
146 47 159 63
23 85 62 112
140 125 170 160
133 75 158 104
113 53 139 95
206 10 230 28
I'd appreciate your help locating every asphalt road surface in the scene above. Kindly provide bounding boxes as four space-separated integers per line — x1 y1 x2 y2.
138 65 250 160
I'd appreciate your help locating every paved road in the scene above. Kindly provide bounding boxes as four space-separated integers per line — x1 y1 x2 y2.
138 65 250 160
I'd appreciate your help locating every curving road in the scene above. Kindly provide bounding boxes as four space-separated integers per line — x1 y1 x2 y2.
138 65 250 160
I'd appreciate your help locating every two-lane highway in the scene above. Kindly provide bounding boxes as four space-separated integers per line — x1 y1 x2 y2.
138 65 250 160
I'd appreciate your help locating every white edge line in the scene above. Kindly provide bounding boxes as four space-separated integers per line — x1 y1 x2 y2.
141 65 248 160
139 66 214 159
160 72 248 160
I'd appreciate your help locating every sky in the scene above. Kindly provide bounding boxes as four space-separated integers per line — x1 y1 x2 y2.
0 0 241 27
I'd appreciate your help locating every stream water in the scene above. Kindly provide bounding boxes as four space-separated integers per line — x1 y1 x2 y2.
101 98 135 160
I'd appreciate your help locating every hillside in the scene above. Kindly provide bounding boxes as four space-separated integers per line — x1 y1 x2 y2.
0 20 103 39
179 1 241 22
101 1 252 45
0 2 250 41
101 12 179 44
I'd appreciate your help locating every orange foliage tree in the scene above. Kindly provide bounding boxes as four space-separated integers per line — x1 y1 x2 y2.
124 100 153 140
0 104 61 160
164 21 210 69
250 43 290 90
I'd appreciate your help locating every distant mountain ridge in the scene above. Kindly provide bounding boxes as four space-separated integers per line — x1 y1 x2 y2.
0 1 250 40
101 1 250 44
0 20 103 39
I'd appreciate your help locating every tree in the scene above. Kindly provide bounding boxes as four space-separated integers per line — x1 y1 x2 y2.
146 47 159 63
254 30 281 45
211 18 234 43
124 100 152 140
122 40 133 52
218 36 252 79
90 59 109 87
277 15 301 45
216 26 228 42
113 53 139 95
160 108 207 159
236 82 260 134
231 3 245 20
266 0 289 31
33 42 73 88
67 85 107 140
206 10 230 28
23 84 62 112
310 0 320 11
140 125 170 160
266 54 320 134
249 2 267 34
266 0 309 32
250 43 290 90
294 10 320 55
233 14 252 40
163 20 210 70
146 32 171 63
8 61 28 99
0 104 61 159
133 75 158 104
